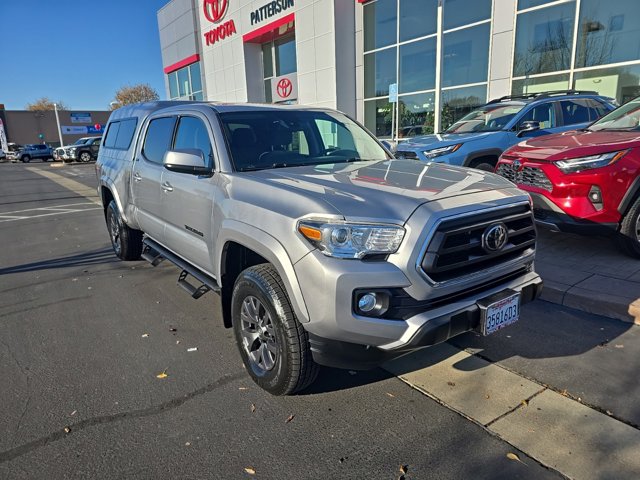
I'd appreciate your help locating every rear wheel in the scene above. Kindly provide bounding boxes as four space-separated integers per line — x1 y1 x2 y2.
79 151 92 163
232 264 319 395
21 155 30 163
105 200 143 260
617 196 640 258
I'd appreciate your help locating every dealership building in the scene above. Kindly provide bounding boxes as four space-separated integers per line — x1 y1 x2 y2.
157 0 640 138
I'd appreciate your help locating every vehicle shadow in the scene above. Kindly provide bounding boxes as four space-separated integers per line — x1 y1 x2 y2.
300 366 396 395
0 247 117 275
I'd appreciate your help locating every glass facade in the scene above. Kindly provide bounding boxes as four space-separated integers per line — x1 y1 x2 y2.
363 0 491 138
513 0 640 105
262 34 297 103
167 62 204 101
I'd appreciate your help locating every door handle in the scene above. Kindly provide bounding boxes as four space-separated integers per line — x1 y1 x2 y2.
133 172 142 183
161 181 174 192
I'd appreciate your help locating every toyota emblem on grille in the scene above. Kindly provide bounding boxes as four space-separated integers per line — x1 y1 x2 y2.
513 159 521 169
483 223 508 252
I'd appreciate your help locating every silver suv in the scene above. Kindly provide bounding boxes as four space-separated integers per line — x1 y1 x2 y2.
96 101 542 395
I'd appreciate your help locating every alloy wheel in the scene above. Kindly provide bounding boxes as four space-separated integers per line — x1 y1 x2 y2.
240 295 278 373
109 212 121 255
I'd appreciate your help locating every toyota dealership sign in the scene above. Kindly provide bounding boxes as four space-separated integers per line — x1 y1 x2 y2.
202 0 236 46
271 73 298 103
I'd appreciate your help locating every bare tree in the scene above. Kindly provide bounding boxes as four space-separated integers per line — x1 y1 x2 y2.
110 84 160 109
26 97 68 111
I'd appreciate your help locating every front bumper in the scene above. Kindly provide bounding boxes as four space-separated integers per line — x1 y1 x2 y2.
308 274 542 369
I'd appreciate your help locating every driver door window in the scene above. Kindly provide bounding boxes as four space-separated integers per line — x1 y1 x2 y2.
173 116 214 168
519 103 556 129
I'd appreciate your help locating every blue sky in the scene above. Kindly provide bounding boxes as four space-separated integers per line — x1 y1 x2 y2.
0 0 170 111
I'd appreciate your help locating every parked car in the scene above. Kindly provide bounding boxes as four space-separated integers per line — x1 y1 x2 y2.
495 96 640 258
0 148 5 162
16 144 54 162
96 101 542 395
54 136 102 163
396 90 616 170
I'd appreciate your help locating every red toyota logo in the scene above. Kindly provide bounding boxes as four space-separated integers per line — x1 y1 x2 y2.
277 78 293 98
203 0 228 23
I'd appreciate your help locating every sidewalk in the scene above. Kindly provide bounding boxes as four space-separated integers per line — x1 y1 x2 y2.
536 228 640 323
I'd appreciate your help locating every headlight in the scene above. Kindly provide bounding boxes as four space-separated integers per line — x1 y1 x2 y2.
423 143 462 159
297 220 405 258
556 150 628 174
69 147 77 153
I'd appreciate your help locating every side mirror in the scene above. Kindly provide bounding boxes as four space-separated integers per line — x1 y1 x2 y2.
517 121 541 137
163 149 212 176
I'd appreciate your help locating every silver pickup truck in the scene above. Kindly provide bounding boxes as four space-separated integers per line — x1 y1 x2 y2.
96 101 542 395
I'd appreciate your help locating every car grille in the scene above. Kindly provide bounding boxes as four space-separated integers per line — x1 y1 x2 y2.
420 203 536 284
396 151 418 159
496 163 553 191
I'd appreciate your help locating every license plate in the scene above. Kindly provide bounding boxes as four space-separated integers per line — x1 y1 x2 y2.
478 290 520 336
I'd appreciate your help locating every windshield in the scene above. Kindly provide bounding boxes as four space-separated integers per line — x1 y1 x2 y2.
589 98 640 131
220 110 390 172
73 138 89 145
443 104 525 133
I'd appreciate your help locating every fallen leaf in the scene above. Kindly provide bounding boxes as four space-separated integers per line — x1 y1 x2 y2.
521 399 528 407
506 452 526 465
399 464 408 474
615 344 624 349
239 387 248 391
156 369 168 379
63 427 71 434
185 442 191 446
251 403 256 413
606 410 613 416
285 414 295 423
560 389 568 397
447 381 456 387
386 392 395 398
244 467 256 475
141 333 149 338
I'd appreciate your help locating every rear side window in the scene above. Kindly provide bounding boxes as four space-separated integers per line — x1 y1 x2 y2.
114 119 137 149
143 117 176 164
559 99 591 125
103 118 137 150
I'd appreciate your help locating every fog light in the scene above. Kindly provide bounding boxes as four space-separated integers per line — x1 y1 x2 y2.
588 185 603 211
358 293 377 312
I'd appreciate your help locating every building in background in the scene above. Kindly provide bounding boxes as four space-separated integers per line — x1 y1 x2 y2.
0 107 111 148
157 0 640 138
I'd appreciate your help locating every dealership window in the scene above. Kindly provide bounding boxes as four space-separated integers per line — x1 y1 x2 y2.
167 62 204 101
513 2 576 77
262 34 297 103
363 0 490 138
575 0 640 68
512 0 640 105
441 85 487 131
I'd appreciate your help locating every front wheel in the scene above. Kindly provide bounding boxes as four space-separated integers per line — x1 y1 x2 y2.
105 200 143 260
232 264 319 395
21 155 30 163
617 196 640 258
79 151 92 163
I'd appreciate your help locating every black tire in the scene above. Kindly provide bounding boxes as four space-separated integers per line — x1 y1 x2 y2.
616 196 640 258
79 151 92 163
469 158 497 172
232 264 319 396
21 155 30 163
105 200 143 260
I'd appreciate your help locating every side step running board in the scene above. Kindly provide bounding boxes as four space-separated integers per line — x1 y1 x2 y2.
142 237 220 299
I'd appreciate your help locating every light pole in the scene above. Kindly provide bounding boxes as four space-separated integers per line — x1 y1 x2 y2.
53 103 64 147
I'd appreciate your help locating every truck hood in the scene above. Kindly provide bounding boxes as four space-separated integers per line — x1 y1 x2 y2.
507 129 640 161
245 160 515 223
398 131 498 151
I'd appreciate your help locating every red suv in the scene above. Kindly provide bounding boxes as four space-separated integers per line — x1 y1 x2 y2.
495 98 640 258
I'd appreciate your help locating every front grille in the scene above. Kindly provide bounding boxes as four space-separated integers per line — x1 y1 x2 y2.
496 163 553 191
397 150 418 159
420 204 536 284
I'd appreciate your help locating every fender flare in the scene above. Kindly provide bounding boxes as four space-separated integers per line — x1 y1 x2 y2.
99 178 133 226
618 176 640 215
463 148 503 167
215 220 311 323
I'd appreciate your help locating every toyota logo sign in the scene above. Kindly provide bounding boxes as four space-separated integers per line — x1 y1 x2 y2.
482 223 508 253
204 0 228 23
276 78 293 99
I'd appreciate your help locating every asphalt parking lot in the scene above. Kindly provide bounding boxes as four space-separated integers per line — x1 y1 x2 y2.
1 162 639 479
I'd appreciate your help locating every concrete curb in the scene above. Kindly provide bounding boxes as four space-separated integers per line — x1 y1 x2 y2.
541 281 638 324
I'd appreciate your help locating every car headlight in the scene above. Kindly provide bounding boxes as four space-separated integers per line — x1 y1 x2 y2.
423 143 462 159
69 147 77 153
297 220 405 258
556 150 629 174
